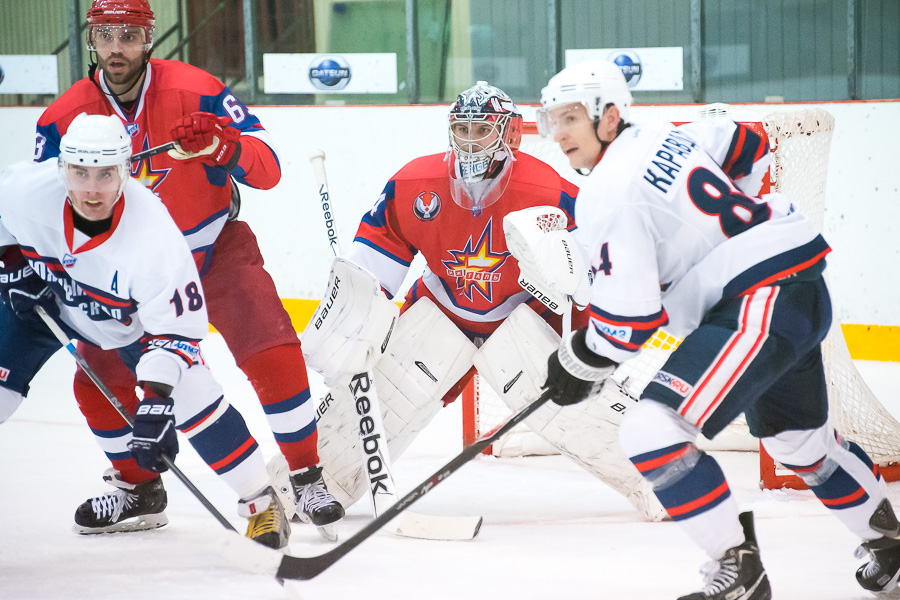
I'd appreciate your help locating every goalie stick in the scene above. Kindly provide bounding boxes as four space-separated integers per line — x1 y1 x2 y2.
220 389 556 580
307 149 482 541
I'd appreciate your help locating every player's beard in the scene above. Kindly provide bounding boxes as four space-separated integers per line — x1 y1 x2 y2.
99 52 146 93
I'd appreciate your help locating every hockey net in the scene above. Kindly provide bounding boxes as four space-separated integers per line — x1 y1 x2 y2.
462 107 900 489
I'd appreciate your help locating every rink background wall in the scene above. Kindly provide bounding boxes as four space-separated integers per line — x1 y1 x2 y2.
0 100 897 359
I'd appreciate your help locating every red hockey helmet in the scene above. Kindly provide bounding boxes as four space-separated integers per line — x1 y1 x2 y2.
86 0 155 52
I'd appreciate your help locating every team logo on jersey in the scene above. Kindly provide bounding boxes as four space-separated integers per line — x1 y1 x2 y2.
442 218 509 302
62 254 76 268
413 191 441 221
125 122 140 138
608 51 642 88
131 135 170 193
0 366 9 382
652 370 693 397
308 55 351 91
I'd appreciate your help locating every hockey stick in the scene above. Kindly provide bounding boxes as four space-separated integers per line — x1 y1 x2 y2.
33 305 238 534
221 389 556 580
307 149 483 541
131 141 177 162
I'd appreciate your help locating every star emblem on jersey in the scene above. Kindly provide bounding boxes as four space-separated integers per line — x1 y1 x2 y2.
441 219 509 302
413 191 441 221
131 135 170 193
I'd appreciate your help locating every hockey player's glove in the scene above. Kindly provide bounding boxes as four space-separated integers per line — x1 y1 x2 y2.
129 391 178 473
169 112 242 170
0 245 58 320
544 328 616 406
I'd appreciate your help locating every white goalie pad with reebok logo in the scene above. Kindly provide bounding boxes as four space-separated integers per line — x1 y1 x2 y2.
473 304 667 522
310 298 477 508
300 257 399 383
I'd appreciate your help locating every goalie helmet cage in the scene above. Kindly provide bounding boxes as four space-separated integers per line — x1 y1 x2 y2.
461 108 900 490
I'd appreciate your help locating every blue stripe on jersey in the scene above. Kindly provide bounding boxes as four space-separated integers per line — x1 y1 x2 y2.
722 235 830 298
182 208 230 236
202 162 230 187
35 122 62 162
200 88 263 131
361 181 396 229
187 404 258 474
724 125 765 180
262 388 311 415
273 420 317 444
177 396 223 432
105 450 133 461
353 236 413 267
90 424 132 439
559 190 577 229
808 466 870 510
632 450 731 521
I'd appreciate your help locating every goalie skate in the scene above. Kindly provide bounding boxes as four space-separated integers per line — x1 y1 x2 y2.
73 469 168 534
291 465 345 543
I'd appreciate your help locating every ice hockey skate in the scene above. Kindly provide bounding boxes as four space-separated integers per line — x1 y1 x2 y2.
239 486 291 550
855 498 900 594
291 465 345 543
678 512 771 600
73 469 168 534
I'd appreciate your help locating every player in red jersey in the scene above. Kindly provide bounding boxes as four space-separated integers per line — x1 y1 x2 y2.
32 0 343 539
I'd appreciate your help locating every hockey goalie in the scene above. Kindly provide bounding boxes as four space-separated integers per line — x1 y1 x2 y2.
277 81 666 524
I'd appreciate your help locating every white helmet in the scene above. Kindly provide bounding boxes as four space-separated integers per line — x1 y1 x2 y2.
537 60 633 137
59 113 132 200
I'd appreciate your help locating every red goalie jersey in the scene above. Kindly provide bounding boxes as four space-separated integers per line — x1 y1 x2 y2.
34 58 281 273
347 151 580 338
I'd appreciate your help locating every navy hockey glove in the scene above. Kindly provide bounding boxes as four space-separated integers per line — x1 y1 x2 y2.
129 392 178 472
544 328 617 406
0 246 57 320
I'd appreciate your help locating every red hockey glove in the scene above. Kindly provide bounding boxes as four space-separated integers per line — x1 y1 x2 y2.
169 112 242 170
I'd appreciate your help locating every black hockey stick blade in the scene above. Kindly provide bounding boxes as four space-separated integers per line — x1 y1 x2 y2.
132 141 177 162
262 389 556 580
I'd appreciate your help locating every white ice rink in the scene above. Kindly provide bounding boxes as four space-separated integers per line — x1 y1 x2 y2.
2 334 899 600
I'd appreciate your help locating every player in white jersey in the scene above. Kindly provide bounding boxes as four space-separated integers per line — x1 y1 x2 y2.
536 60 899 599
0 113 290 548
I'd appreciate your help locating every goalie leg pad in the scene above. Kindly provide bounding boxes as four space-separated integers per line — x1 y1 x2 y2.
475 305 667 521
300 257 399 382
314 298 477 509
375 298 478 460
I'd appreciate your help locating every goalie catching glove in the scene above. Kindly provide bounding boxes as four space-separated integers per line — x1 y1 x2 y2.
503 207 592 314
301 257 399 383
545 328 617 406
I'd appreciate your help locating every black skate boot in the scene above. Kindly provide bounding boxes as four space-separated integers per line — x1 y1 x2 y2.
678 512 771 600
291 465 345 542
239 486 291 550
856 498 900 593
74 469 168 534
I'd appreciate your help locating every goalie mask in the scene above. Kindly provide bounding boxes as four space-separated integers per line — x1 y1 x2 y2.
59 113 132 218
537 60 632 138
447 81 523 212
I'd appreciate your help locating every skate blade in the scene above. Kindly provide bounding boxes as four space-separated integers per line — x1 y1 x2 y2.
73 512 168 535
316 524 338 543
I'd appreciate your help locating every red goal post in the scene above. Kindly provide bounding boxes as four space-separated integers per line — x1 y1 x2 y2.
462 109 900 490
